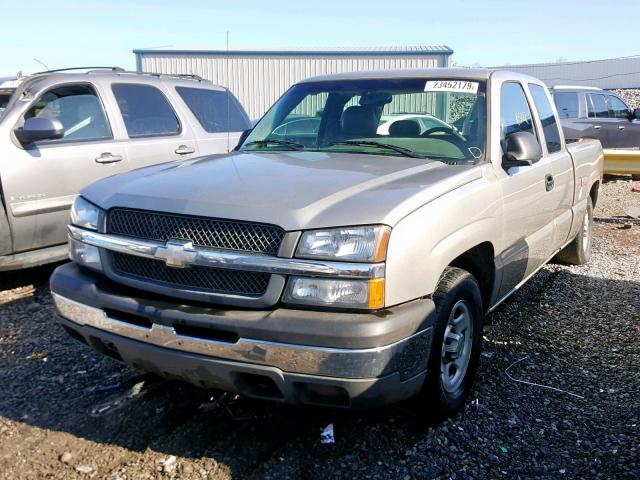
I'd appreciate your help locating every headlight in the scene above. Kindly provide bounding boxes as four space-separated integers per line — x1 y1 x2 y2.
68 238 102 271
284 277 384 309
70 196 103 231
296 225 390 262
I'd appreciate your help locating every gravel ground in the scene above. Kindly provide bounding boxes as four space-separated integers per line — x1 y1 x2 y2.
0 182 639 480
596 177 640 218
610 89 640 110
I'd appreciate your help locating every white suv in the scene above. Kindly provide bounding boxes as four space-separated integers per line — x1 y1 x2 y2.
0 67 250 270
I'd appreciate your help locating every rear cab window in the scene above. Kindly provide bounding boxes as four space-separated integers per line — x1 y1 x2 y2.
529 84 562 153
175 87 250 133
112 83 181 138
553 92 579 119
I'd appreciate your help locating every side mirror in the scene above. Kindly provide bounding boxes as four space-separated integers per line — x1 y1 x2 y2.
233 128 253 151
632 108 640 120
503 131 543 168
15 117 64 144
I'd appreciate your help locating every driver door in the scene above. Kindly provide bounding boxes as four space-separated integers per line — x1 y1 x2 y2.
496 82 557 298
3 82 129 252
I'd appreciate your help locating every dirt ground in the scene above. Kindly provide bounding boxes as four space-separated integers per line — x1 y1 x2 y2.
0 181 639 480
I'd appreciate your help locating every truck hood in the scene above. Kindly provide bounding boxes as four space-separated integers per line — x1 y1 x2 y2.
83 151 482 230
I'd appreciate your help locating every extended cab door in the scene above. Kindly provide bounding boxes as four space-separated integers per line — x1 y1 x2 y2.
108 82 199 169
170 84 251 154
528 83 575 247
1 82 129 253
495 82 557 297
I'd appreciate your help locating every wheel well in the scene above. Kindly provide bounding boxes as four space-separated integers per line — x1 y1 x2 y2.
590 181 599 208
448 242 495 312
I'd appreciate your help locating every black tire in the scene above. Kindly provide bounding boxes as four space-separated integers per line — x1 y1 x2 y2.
556 197 593 265
421 267 483 419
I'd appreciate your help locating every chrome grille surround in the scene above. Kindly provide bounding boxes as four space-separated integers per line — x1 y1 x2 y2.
68 224 384 307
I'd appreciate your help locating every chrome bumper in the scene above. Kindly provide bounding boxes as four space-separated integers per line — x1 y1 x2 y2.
53 293 430 379
67 224 385 279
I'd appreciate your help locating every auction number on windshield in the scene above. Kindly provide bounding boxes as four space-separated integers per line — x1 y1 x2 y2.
425 81 479 94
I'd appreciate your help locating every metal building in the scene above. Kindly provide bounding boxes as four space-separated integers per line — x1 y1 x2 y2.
492 56 640 90
133 46 454 118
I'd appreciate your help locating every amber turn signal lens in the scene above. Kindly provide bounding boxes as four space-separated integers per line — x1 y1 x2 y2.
368 278 385 309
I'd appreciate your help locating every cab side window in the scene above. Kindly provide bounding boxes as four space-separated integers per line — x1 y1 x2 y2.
529 84 562 153
175 87 251 133
23 84 112 143
500 82 538 145
587 94 609 118
607 95 631 119
112 84 180 138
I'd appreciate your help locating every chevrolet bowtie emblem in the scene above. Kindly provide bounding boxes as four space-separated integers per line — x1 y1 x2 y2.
154 240 197 268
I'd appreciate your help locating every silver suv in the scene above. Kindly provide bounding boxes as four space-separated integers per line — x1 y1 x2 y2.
0 67 250 270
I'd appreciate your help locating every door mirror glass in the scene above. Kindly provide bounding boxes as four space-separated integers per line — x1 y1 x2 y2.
503 131 542 168
633 108 640 120
15 117 64 144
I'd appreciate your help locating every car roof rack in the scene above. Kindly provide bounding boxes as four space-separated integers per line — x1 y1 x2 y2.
31 66 125 75
27 67 209 84
92 70 207 82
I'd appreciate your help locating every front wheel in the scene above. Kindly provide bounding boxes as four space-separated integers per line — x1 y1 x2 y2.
420 267 483 419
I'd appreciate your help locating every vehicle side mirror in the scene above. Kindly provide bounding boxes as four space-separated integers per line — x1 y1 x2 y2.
632 108 640 120
234 128 253 151
503 131 543 168
15 117 64 144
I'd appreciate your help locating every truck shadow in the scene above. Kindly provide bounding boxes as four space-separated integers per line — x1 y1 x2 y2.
0 266 638 477
0 262 63 293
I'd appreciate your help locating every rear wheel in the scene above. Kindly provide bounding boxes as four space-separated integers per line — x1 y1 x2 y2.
556 197 593 265
421 267 483 419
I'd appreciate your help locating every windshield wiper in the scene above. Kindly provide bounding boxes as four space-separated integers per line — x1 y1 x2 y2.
244 139 305 150
327 141 428 158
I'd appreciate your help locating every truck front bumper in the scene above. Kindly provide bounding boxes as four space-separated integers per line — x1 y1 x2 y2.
50 263 436 408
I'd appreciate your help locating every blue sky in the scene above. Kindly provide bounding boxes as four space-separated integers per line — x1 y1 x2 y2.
2 0 639 75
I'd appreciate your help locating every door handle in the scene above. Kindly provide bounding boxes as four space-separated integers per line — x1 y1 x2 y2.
175 145 195 155
95 153 123 164
545 174 554 192
593 125 601 130
618 125 626 130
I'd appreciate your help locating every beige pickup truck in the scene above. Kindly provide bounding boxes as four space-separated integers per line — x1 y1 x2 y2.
50 69 603 417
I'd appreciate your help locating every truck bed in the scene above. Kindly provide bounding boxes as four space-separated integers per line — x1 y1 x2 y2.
566 138 603 205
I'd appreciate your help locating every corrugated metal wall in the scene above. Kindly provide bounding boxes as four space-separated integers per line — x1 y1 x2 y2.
494 56 640 90
138 53 450 118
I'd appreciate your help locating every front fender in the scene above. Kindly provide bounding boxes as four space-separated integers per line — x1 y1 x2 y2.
385 174 502 306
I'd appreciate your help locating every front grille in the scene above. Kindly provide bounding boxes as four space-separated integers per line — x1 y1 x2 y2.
110 252 270 297
107 209 284 256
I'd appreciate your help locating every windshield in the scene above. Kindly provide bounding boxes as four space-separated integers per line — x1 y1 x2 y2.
0 92 13 118
241 78 486 162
